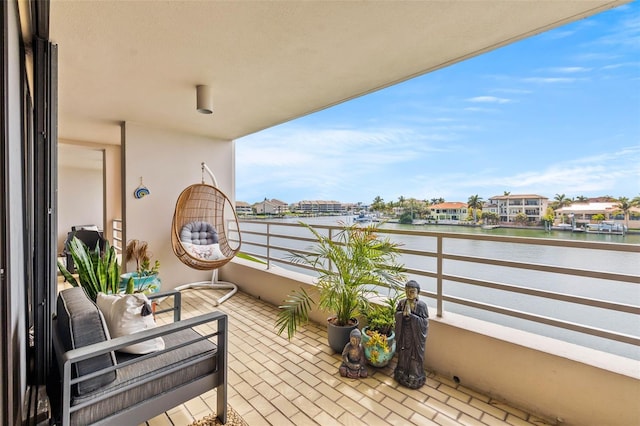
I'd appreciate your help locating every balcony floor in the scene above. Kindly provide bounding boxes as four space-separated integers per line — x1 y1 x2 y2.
145 288 553 426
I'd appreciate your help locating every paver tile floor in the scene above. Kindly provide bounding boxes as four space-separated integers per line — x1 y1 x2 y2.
140 289 553 426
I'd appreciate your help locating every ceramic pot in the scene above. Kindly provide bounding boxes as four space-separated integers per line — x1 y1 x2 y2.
119 272 161 294
361 326 396 367
327 317 358 353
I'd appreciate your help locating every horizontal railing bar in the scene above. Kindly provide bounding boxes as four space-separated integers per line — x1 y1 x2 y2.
444 253 640 284
237 220 640 348
399 248 439 258
442 295 640 346
442 274 640 314
404 267 438 279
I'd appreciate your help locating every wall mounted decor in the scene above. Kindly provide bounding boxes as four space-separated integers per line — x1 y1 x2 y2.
134 177 150 199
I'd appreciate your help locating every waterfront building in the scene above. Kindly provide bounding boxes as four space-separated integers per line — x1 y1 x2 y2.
253 198 288 215
235 201 253 215
556 202 640 227
488 194 549 223
429 201 469 222
292 200 345 214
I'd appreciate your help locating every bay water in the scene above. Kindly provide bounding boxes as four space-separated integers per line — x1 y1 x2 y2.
241 215 640 360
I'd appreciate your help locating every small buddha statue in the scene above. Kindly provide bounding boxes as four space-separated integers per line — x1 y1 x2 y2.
339 329 368 378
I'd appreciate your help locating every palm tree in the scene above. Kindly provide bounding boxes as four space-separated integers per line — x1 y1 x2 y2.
467 194 484 223
503 191 511 196
552 193 572 210
614 197 632 228
371 196 385 213
406 198 420 219
575 195 588 203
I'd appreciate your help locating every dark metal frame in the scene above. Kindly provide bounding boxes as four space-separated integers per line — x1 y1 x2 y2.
51 290 227 426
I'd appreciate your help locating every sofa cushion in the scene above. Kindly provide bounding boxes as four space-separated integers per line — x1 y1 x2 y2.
96 293 165 354
70 328 218 425
56 287 117 396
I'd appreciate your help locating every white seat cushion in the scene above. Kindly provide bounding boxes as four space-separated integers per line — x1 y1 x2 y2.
182 242 225 260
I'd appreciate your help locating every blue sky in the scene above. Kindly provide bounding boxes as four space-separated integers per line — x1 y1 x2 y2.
236 3 640 206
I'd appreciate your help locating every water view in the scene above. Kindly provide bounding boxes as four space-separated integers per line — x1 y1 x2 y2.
285 214 640 244
240 215 640 360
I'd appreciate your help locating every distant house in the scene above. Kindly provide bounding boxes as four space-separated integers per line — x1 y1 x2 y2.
429 202 468 221
488 194 549 223
556 202 640 224
250 198 291 215
235 201 253 215
269 199 290 215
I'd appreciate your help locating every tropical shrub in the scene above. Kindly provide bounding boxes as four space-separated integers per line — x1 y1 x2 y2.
276 222 406 340
57 237 121 301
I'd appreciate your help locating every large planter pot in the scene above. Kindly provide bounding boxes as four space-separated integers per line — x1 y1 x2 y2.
361 326 396 367
327 317 359 353
119 272 161 294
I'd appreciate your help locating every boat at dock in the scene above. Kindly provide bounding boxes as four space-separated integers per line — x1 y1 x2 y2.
354 212 374 223
585 221 626 235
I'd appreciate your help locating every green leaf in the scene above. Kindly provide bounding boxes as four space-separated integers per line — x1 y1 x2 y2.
125 276 135 294
278 221 406 339
62 236 121 301
275 288 313 340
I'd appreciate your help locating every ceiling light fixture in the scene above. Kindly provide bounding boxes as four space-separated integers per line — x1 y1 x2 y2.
196 85 213 114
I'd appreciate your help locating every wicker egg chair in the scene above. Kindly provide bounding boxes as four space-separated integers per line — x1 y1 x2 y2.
171 163 241 305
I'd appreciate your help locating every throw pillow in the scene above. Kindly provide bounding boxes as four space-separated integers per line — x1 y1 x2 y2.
182 242 225 260
96 292 165 354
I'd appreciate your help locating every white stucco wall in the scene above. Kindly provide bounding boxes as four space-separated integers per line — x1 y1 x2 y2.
57 165 103 253
122 122 235 289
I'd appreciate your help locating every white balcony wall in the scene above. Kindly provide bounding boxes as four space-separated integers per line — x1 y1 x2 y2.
221 258 640 426
122 122 235 289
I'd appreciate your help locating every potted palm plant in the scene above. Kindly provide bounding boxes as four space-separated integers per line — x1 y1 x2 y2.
121 239 161 294
57 237 121 301
276 222 406 353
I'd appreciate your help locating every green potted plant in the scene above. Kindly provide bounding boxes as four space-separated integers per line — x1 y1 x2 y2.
361 289 402 367
276 222 406 353
121 239 161 294
57 237 121 301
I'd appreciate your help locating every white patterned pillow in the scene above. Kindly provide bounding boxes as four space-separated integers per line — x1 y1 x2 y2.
182 242 225 260
96 293 164 354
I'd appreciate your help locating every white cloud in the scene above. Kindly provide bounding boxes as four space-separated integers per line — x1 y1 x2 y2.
522 77 579 84
546 67 592 73
466 96 512 104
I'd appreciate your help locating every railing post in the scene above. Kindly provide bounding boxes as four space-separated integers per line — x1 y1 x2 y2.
437 235 443 317
265 222 270 269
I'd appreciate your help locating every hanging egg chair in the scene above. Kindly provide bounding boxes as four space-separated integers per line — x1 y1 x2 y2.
171 162 241 305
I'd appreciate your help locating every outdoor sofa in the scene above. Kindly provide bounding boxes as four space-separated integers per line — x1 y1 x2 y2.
51 287 227 425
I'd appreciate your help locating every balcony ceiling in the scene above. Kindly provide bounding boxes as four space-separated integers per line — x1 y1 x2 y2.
49 1 628 145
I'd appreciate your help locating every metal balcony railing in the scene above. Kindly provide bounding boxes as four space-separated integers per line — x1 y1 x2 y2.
232 219 640 359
